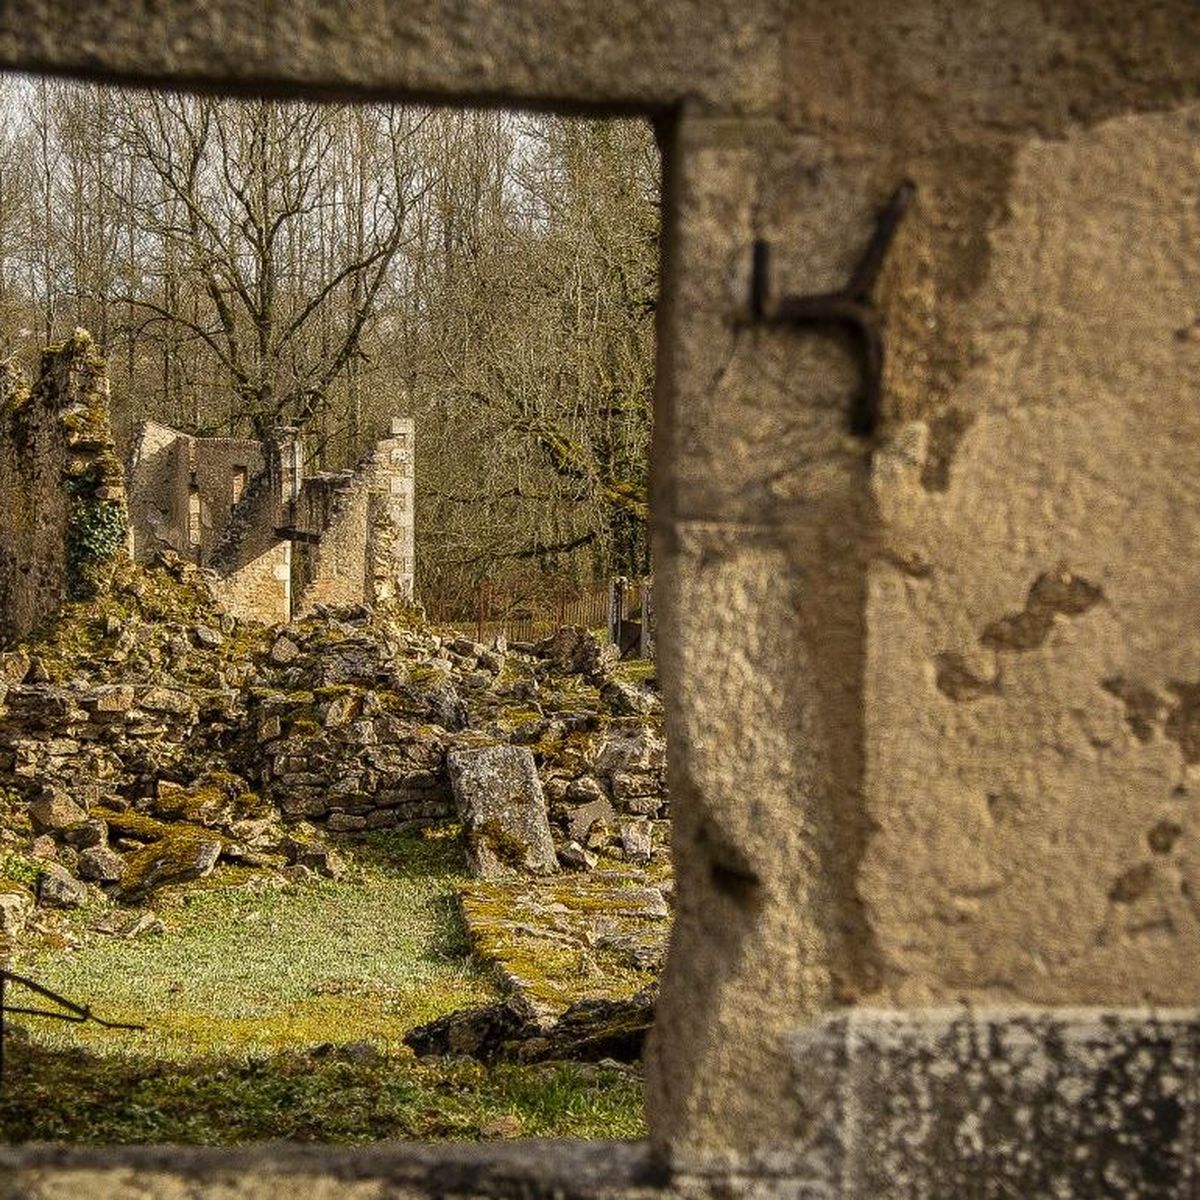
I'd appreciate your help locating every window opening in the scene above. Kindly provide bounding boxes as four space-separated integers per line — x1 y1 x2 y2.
187 488 202 546
0 73 663 1149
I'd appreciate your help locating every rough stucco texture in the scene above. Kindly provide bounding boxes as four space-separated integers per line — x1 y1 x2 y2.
0 0 781 116
862 101 1200 1010
788 1007 1200 1198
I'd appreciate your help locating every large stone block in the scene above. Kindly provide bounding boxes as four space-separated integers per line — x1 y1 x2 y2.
860 101 1200 1012
447 745 558 879
0 0 779 117
785 1007 1200 1198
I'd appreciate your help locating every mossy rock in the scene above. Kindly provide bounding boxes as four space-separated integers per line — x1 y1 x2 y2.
152 773 261 828
153 785 232 827
93 806 174 843
467 821 532 871
457 872 669 1017
117 828 223 899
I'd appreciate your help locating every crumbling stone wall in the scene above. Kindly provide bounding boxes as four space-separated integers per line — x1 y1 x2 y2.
131 418 414 625
0 332 127 645
291 417 415 616
128 422 263 563
211 540 293 627
206 428 304 624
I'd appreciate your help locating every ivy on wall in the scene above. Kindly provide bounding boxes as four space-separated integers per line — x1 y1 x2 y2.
65 496 127 598
0 333 134 639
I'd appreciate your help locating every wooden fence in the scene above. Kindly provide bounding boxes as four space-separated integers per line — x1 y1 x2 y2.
424 577 654 658
424 581 611 645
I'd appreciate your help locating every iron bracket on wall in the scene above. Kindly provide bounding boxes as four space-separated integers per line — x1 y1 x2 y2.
750 180 916 436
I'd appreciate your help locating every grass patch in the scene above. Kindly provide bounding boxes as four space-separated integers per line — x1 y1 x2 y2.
10 828 494 1059
0 824 649 1143
0 1038 645 1143
611 659 657 686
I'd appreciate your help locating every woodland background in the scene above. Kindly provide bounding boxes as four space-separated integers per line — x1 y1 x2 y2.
0 79 660 616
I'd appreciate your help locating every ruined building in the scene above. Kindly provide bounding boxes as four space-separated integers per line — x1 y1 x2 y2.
0 333 415 636
0 332 128 644
127 417 415 624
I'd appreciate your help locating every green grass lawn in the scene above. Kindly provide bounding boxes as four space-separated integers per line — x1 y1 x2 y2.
0 827 646 1143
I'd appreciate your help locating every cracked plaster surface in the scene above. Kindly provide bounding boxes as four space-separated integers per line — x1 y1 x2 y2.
862 101 1200 1009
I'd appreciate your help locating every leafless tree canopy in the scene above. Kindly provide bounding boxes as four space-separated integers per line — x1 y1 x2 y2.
0 78 660 610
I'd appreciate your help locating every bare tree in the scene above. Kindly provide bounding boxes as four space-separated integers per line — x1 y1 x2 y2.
409 113 659 601
109 92 432 440
0 82 661 609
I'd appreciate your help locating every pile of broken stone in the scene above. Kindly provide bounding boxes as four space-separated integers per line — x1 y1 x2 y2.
0 554 670 1060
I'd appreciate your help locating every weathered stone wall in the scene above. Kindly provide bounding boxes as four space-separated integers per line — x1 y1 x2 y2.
861 105 1200 1013
642 8 1200 1175
209 440 294 625
0 674 455 836
126 420 182 559
211 539 293 626
0 333 127 645
128 421 264 564
292 417 415 616
190 435 265 558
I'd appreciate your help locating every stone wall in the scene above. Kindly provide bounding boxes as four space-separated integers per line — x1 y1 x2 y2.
291 417 415 616
0 674 456 836
188 435 264 559
127 422 263 564
126 420 182 560
210 539 292 627
0 332 127 645
208 430 307 624
132 418 414 625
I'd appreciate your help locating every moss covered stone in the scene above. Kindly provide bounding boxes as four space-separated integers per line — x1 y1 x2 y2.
117 828 223 899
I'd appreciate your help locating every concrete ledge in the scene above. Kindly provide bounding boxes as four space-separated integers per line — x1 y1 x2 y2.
786 1007 1200 1198
0 1140 668 1200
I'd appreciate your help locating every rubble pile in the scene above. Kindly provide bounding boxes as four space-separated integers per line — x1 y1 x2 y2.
0 553 667 922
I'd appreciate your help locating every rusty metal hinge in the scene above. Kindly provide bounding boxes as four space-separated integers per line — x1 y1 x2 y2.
750 181 915 436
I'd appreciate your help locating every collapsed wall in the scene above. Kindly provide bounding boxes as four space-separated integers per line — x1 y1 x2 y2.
0 559 666 907
0 332 128 644
290 417 416 617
